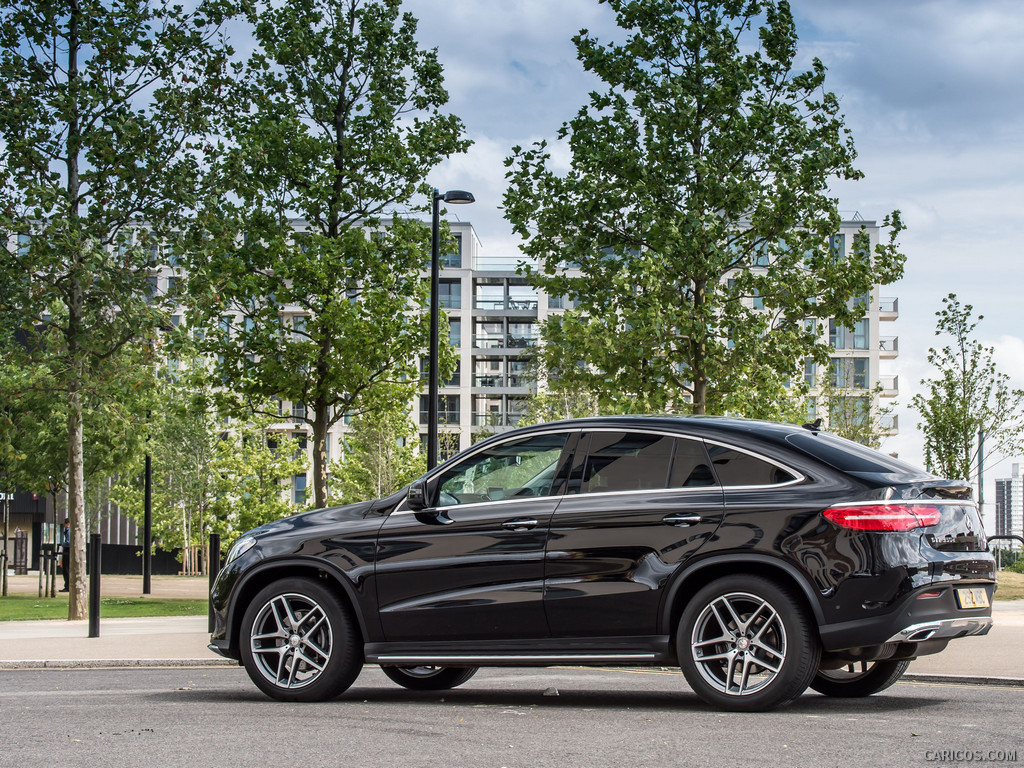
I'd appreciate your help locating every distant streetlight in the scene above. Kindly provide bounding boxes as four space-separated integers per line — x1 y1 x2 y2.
428 189 475 470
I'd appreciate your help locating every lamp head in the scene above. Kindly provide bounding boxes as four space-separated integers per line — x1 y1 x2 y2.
441 190 475 205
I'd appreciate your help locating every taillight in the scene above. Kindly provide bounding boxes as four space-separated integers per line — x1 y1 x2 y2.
822 504 942 532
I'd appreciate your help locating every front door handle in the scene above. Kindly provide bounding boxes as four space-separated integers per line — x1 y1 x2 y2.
663 514 703 527
502 518 539 531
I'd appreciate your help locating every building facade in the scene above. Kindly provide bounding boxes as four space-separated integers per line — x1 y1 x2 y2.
420 217 900 458
995 464 1024 550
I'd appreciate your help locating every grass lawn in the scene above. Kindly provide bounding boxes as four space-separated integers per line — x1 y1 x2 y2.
996 570 1024 601
0 595 207 622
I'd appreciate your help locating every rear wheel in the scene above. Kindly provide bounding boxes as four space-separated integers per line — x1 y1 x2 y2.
381 665 479 691
810 660 911 697
240 577 362 702
677 575 820 712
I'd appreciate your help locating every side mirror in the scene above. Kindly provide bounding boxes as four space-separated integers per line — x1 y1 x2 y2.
407 479 428 511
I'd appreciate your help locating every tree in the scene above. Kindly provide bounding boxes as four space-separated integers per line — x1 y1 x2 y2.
0 0 231 617
809 375 893 449
912 294 1024 481
185 0 468 509
113 355 306 571
328 408 423 506
504 0 904 417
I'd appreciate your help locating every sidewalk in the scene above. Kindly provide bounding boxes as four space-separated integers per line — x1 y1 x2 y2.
1 573 1022 684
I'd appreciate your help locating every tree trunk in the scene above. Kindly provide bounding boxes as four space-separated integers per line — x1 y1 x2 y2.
67 384 88 619
312 400 329 509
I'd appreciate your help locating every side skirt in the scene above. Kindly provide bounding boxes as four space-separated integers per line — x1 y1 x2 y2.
364 636 675 667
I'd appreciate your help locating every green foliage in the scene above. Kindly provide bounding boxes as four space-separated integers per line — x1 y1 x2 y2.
112 353 306 554
806 375 894 449
504 0 904 417
212 414 308 538
328 408 423 505
185 0 468 508
912 294 1024 481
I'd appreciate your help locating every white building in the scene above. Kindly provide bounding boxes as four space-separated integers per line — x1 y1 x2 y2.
995 464 1024 550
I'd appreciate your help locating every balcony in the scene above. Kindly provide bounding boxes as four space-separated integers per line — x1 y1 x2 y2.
472 334 539 350
879 375 898 397
472 297 539 312
879 336 898 359
879 297 899 321
880 413 899 434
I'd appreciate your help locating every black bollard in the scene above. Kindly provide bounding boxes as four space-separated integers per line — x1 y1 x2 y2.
88 533 101 638
208 533 221 633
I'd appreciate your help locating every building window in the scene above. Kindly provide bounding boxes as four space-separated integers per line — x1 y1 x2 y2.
292 401 306 423
830 357 869 389
474 283 504 310
293 474 307 505
508 359 532 388
474 320 505 349
508 283 538 311
439 279 461 309
474 358 503 388
829 318 868 350
829 234 846 259
448 318 461 347
472 395 504 427
507 322 538 348
420 394 460 425
439 233 462 268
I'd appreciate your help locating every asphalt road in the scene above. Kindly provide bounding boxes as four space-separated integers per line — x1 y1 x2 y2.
2 666 1021 768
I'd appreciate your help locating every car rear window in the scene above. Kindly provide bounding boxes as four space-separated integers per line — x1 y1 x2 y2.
785 431 929 476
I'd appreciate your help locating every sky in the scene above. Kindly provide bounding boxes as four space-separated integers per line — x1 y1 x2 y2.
401 0 1024 530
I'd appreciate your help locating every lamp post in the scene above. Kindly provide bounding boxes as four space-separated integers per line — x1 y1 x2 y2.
428 188 474 470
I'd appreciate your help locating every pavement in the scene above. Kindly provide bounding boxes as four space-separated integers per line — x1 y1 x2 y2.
0 572 1022 686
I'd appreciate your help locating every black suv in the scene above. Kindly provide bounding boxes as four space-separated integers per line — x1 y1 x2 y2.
209 416 995 711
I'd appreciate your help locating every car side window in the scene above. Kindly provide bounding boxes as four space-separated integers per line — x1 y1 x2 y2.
706 444 797 486
436 432 569 505
669 438 717 487
580 432 675 493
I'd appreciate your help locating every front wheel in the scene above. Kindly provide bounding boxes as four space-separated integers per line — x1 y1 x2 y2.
677 575 820 712
240 577 362 702
810 660 911 697
381 665 479 691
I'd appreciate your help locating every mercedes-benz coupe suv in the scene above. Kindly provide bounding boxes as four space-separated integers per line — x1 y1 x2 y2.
209 416 995 711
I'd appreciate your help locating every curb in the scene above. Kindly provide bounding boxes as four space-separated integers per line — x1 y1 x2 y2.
902 672 1024 688
0 658 237 670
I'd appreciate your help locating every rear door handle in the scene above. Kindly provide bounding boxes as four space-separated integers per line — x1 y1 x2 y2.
663 514 703 527
502 518 539 531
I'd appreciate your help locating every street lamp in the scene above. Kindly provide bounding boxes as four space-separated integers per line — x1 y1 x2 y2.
428 188 475 470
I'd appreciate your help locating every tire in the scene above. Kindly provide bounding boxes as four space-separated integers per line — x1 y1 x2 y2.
381 665 479 691
677 575 820 712
810 660 911 698
240 577 362 702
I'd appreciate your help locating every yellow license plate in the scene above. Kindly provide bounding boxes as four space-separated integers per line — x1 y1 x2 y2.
955 587 990 609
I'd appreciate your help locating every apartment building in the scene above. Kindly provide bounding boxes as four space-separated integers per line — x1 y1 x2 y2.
995 464 1024 550
421 217 900 458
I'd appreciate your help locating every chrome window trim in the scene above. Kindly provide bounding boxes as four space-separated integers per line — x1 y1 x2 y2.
393 424 807 514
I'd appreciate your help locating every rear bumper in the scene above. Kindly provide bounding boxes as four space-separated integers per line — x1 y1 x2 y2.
818 583 994 653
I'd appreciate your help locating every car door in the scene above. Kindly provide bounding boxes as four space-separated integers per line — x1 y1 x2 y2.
375 430 578 642
544 430 724 637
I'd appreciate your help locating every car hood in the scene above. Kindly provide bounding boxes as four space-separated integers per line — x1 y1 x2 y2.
245 500 377 539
